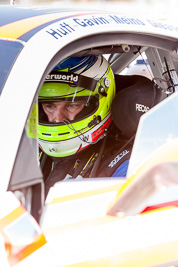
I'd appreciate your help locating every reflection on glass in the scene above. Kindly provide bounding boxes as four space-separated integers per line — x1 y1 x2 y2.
26 99 39 163
127 91 178 177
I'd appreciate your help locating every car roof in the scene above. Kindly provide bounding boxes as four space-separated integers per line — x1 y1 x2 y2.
0 5 177 42
0 6 82 41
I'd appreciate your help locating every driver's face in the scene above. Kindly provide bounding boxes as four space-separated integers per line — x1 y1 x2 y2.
42 101 84 123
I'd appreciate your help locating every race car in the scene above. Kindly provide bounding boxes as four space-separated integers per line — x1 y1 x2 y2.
0 4 178 267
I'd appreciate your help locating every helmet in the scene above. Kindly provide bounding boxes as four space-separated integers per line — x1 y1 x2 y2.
38 55 115 157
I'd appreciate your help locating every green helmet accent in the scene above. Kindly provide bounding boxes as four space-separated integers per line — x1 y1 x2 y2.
38 55 115 157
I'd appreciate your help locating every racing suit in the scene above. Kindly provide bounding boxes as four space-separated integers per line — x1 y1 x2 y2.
40 122 133 198
40 73 161 198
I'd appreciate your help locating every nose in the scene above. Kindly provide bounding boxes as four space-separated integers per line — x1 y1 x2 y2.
53 107 67 123
53 106 77 123
55 112 75 122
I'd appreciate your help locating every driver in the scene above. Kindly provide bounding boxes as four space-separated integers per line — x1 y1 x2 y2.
38 55 116 159
39 55 159 197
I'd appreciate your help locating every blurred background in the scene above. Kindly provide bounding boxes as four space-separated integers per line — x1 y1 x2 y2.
1 0 178 18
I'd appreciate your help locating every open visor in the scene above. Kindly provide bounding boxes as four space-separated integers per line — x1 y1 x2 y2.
42 71 97 91
38 71 99 124
39 72 98 103
45 71 97 90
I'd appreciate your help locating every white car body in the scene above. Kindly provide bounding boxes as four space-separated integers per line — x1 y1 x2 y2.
0 5 178 266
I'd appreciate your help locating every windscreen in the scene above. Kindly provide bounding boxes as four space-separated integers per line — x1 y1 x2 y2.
0 39 24 94
127 91 178 177
8 98 42 191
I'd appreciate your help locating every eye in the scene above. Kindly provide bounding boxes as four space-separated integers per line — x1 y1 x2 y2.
66 104 79 111
68 104 75 108
42 103 56 112
45 104 53 109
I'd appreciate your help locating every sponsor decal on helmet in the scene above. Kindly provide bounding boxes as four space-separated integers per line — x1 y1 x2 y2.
108 150 129 168
45 71 79 84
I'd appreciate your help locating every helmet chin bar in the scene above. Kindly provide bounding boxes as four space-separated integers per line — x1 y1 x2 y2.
63 115 102 144
38 114 112 157
63 119 108 147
